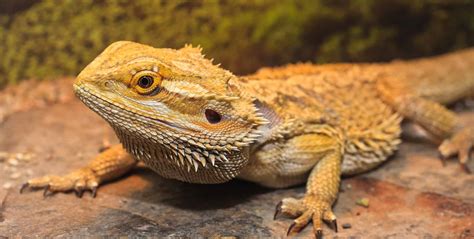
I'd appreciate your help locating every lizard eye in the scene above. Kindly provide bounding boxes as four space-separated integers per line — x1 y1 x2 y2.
138 75 154 88
205 109 222 124
132 71 162 95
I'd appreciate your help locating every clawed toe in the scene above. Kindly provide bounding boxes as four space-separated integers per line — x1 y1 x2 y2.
275 196 337 238
20 170 100 198
331 219 338 233
91 186 98 198
461 163 472 174
43 185 53 198
287 211 312 236
274 201 283 220
287 222 297 236
75 186 85 198
315 229 323 239
273 197 304 220
19 183 29 194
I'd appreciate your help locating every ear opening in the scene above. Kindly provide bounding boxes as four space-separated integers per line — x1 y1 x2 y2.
252 98 280 127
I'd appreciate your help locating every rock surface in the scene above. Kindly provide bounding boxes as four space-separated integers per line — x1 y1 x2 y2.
0 80 473 238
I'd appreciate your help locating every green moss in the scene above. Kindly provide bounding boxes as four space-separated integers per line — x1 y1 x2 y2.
0 0 473 87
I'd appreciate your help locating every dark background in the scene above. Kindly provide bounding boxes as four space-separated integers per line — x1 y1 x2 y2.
1 0 474 88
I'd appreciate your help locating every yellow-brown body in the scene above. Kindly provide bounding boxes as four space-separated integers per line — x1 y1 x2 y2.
22 42 474 238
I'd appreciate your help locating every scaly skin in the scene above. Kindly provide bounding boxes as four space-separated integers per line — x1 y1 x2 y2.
22 41 474 238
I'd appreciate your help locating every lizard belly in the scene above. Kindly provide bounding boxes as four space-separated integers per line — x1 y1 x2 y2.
238 142 314 188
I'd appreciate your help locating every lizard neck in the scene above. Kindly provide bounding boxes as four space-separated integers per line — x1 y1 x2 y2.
113 125 251 184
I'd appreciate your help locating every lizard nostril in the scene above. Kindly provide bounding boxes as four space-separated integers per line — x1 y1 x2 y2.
205 109 222 124
104 81 111 88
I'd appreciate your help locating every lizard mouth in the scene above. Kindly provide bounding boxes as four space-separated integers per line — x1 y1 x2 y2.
74 82 183 130
73 83 131 124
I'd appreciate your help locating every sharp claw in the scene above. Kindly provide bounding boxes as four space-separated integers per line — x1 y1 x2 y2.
75 188 84 198
287 222 296 236
19 183 29 194
466 146 473 172
98 146 110 153
315 229 323 239
332 219 338 233
438 152 447 167
43 185 51 198
274 201 282 220
91 187 98 198
461 163 472 174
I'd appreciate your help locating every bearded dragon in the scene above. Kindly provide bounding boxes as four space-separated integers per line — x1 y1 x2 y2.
21 41 474 238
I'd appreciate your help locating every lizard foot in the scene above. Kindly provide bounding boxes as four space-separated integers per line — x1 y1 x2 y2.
20 167 100 198
274 195 337 238
439 126 474 173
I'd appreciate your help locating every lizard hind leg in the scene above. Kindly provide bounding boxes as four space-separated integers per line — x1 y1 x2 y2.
273 132 343 238
377 79 473 173
21 144 137 197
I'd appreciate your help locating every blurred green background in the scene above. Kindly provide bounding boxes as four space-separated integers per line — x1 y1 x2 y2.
1 0 474 88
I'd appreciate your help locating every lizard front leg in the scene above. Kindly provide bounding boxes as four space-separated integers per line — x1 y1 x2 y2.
273 132 343 238
21 144 137 197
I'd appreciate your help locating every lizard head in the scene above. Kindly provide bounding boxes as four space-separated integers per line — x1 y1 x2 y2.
74 41 268 183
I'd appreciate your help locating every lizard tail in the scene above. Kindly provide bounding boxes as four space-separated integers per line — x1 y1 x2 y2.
379 48 474 105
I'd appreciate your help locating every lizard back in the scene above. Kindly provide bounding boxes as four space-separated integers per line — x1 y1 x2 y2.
240 64 402 175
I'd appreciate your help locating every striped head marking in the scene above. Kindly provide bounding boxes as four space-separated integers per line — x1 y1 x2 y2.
74 41 268 183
